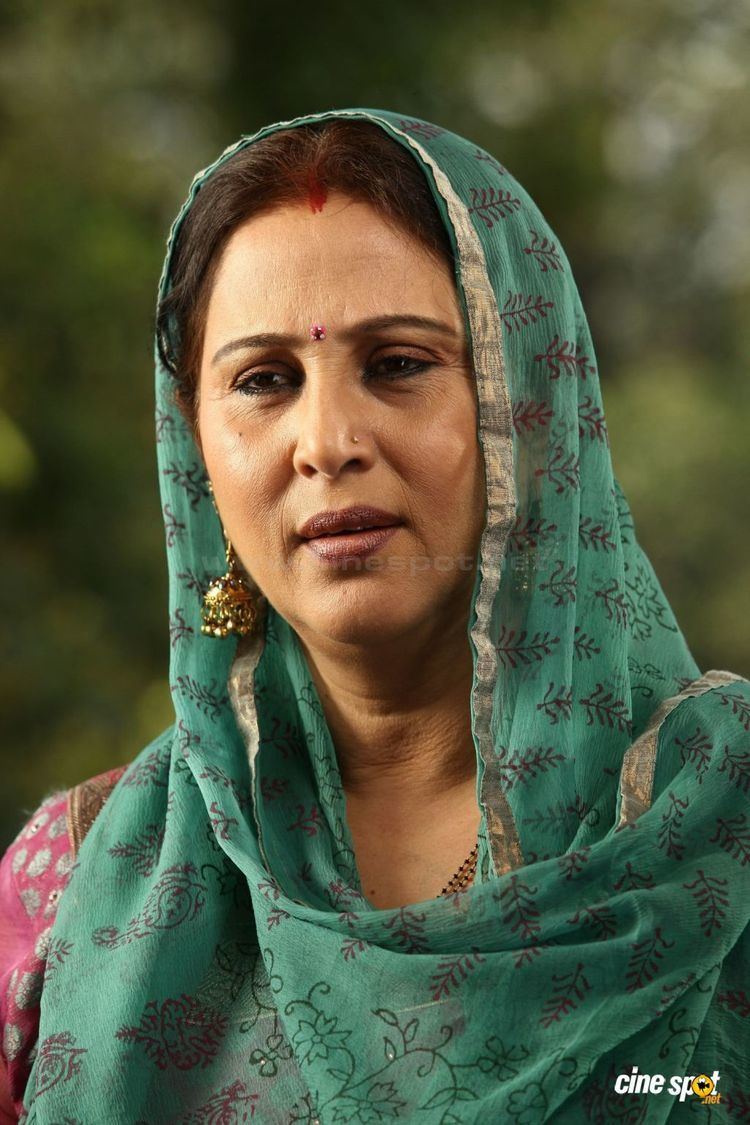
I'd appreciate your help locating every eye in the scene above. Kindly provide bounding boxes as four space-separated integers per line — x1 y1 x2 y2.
232 353 432 396
364 354 431 381
233 368 296 396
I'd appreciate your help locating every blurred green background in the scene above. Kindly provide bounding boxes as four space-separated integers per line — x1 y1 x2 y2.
2 0 749 847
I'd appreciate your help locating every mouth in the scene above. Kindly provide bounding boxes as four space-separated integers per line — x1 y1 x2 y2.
310 524 399 538
303 525 401 563
297 505 402 541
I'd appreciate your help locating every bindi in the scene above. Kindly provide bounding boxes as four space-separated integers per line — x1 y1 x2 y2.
309 323 327 341
306 172 328 214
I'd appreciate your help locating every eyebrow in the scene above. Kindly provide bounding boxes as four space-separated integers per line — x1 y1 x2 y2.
210 314 459 367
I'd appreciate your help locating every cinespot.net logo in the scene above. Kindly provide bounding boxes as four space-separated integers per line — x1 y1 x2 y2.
614 1067 721 1104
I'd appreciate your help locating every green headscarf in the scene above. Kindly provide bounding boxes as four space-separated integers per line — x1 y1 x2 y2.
25 110 750 1123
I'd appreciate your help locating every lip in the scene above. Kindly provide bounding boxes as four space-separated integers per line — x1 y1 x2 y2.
297 505 402 540
303 525 401 563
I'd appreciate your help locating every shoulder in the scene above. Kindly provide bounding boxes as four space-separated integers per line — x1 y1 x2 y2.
66 762 128 857
660 670 750 744
0 762 129 917
0 765 126 1120
0 789 69 1120
0 788 70 941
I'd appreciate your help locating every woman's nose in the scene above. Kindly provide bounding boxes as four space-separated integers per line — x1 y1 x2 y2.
291 381 373 480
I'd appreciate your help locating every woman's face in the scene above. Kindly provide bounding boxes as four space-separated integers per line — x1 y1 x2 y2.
197 192 486 648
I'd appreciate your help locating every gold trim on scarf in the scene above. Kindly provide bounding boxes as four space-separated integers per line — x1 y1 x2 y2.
618 668 745 826
227 630 272 870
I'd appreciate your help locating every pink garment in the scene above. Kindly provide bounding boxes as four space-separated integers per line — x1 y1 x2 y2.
0 790 73 1122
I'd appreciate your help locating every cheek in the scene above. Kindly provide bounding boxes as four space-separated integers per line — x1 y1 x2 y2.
201 416 248 493
199 413 286 541
411 392 482 510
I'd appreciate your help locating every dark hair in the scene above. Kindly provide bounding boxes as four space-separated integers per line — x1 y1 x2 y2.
156 120 454 429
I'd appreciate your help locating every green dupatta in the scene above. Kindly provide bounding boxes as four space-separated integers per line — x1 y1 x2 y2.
24 110 750 1124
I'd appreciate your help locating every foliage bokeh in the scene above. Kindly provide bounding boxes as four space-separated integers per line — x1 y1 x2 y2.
2 0 748 846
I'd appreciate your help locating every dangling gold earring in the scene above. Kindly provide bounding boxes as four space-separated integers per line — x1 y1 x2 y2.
201 481 263 637
201 538 263 638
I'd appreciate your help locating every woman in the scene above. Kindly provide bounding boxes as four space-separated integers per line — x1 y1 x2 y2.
1 109 748 1122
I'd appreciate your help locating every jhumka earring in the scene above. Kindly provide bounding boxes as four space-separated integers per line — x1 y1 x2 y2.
201 539 263 638
201 482 263 638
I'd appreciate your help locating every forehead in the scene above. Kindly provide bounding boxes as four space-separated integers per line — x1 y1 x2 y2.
203 194 458 331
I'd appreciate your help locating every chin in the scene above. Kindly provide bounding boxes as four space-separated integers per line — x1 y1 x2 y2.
292 581 426 647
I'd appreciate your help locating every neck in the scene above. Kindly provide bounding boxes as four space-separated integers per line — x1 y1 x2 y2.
296 612 477 804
